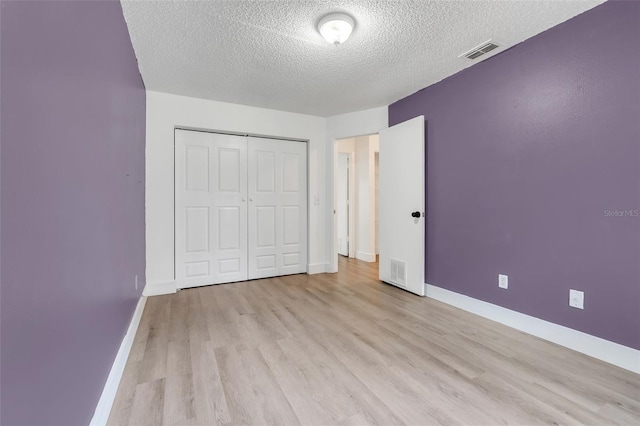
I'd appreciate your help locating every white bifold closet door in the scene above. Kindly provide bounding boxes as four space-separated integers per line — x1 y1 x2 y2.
247 137 307 279
175 130 248 288
175 129 307 289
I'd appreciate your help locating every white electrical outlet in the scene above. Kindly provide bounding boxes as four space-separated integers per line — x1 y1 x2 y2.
498 274 508 289
135 274 139 291
569 289 584 309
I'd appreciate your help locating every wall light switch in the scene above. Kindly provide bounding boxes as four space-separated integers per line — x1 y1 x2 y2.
498 274 508 289
569 289 584 309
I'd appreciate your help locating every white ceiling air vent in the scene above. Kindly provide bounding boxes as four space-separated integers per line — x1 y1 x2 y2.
460 40 500 60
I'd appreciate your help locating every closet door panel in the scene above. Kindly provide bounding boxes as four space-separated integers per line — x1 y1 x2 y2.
248 138 307 279
248 144 279 279
176 130 248 289
210 136 248 284
278 143 307 276
175 130 216 288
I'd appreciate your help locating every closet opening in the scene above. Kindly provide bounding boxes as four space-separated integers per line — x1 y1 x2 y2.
174 128 308 289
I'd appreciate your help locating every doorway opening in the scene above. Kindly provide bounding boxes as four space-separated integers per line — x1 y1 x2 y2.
334 134 379 272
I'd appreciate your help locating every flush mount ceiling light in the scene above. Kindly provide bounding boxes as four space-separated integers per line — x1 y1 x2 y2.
318 13 355 45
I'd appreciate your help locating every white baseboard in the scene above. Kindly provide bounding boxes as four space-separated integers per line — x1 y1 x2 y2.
143 280 177 296
90 296 147 425
425 284 640 374
307 263 328 274
356 251 376 262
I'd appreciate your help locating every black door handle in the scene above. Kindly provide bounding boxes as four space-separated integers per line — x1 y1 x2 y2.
411 211 421 218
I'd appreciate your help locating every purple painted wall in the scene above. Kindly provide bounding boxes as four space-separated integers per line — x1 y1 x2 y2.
1 1 145 424
390 0 640 350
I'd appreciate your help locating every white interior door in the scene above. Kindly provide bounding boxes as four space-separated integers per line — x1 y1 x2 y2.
175 130 248 289
379 116 425 296
337 153 349 256
248 137 307 279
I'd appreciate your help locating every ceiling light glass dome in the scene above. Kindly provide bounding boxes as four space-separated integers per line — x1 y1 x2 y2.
318 13 355 45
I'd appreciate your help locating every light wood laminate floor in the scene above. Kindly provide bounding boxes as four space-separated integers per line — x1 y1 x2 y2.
109 257 640 425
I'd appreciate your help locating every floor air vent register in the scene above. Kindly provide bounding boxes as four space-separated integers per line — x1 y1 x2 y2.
389 258 407 288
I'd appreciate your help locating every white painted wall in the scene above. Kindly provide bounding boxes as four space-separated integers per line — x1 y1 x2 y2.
355 136 375 262
352 135 380 263
145 91 327 295
327 107 388 272
370 135 379 152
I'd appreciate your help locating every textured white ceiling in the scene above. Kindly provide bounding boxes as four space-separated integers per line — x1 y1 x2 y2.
122 0 604 117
